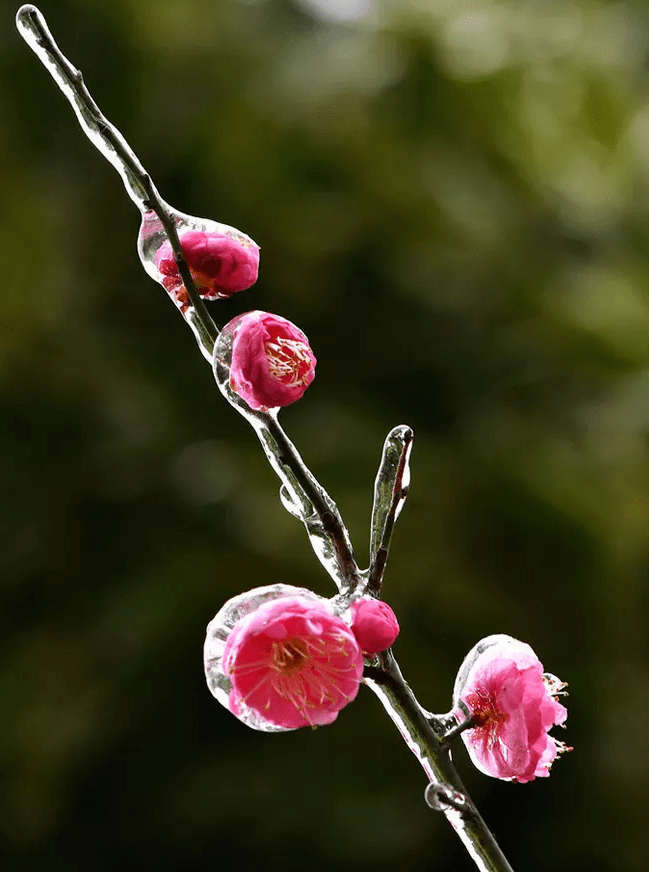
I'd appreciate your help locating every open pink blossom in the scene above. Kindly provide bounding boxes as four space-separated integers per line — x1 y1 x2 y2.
453 635 569 783
154 229 259 306
349 597 400 655
221 594 363 729
227 311 316 410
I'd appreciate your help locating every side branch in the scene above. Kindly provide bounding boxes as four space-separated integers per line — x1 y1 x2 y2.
368 425 413 595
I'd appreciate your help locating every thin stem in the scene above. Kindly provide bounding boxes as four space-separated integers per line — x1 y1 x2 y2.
15 4 218 359
364 652 515 872
212 331 363 596
368 425 413 596
439 715 479 744
265 415 363 592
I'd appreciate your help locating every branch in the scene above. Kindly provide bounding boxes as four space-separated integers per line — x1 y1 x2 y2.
15 4 218 360
368 425 413 596
364 653 515 872
213 333 363 595
17 9 518 870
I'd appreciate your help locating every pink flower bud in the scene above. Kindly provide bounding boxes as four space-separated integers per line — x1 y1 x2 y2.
154 228 259 305
453 635 569 783
204 585 363 731
226 311 316 411
349 597 400 655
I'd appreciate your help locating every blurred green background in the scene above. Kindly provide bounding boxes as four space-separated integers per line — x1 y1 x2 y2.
3 0 649 869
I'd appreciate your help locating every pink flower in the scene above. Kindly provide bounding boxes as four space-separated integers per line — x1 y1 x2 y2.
213 591 363 730
349 597 400 655
453 635 569 783
154 229 259 305
227 311 316 410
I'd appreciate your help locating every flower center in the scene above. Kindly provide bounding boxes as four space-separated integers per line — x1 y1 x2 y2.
271 638 311 676
265 337 312 387
466 690 507 731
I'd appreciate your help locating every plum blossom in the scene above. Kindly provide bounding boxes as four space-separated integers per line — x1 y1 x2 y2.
154 228 259 307
204 585 363 731
227 311 316 410
349 597 400 655
453 635 569 783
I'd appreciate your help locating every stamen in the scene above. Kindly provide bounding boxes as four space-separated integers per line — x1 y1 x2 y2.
272 638 311 675
265 337 312 386
239 671 274 708
263 630 360 719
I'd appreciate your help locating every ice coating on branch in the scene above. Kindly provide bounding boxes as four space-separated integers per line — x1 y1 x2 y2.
225 311 317 411
138 210 259 312
212 329 356 595
367 425 413 597
349 597 400 655
453 635 569 783
204 585 363 731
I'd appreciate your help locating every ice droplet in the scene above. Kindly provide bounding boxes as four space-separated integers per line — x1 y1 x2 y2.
424 782 469 813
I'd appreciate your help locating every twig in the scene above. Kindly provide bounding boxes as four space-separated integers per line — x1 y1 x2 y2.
368 425 413 596
365 653 515 872
213 336 363 595
16 3 218 360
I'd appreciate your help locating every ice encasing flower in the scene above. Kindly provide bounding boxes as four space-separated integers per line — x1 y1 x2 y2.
204 584 363 731
154 228 259 305
226 311 317 411
349 597 400 655
137 210 259 314
453 634 568 783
